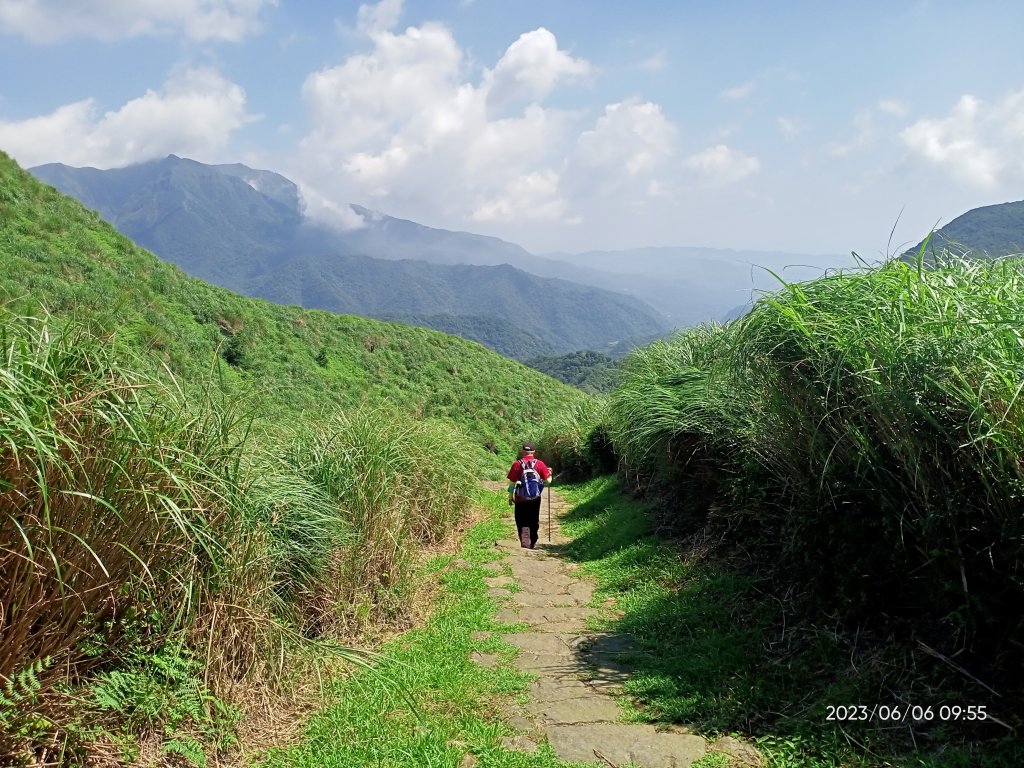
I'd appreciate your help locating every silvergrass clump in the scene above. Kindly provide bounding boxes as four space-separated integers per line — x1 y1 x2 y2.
535 397 615 480
0 308 474 763
607 254 1024 669
0 309 243 759
278 408 475 636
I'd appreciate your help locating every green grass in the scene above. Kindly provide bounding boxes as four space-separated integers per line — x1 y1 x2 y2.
556 477 1023 768
0 149 592 764
601 255 1024 746
263 489 596 768
0 150 590 475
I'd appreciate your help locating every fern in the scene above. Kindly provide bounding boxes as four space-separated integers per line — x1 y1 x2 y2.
0 657 47 709
0 657 53 743
163 736 207 767
88 644 238 765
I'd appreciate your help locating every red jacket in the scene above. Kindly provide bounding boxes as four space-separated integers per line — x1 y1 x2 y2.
507 456 552 483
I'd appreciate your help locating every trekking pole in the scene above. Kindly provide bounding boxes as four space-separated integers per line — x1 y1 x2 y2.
547 479 552 542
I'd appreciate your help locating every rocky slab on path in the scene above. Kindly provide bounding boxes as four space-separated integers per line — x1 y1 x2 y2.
468 487 758 767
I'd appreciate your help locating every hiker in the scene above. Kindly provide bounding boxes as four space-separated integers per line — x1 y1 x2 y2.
506 442 553 549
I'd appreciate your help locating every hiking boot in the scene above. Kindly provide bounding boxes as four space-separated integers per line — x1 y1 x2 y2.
520 527 531 548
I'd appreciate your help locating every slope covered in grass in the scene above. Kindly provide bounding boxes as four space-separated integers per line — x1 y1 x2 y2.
0 149 591 765
1 150 588 471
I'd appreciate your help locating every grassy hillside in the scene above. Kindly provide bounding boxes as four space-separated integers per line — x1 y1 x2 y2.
30 156 671 356
0 149 592 765
375 312 557 360
906 199 1024 260
2 151 589 471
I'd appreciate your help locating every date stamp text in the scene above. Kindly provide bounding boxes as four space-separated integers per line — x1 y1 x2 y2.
826 704 988 723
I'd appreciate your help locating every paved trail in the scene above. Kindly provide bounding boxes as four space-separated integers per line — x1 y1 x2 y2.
474 484 757 768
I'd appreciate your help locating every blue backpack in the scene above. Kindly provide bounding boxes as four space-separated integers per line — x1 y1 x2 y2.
517 458 544 501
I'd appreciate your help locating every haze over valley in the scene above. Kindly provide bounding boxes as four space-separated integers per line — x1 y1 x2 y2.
31 155 861 358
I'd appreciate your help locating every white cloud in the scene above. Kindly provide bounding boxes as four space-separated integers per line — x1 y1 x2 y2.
471 170 566 222
301 21 465 155
901 92 1024 187
356 0 402 35
573 99 676 178
0 0 275 43
637 50 667 72
684 144 760 185
721 81 754 101
483 28 590 110
0 68 257 168
295 10 596 228
292 4 688 241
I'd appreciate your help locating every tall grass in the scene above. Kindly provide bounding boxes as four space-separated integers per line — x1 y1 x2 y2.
0 308 478 763
0 310 245 760
606 255 1024 678
535 397 616 480
274 409 475 636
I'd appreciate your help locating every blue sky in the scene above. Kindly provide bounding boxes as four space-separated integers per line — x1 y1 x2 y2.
2 1 1024 258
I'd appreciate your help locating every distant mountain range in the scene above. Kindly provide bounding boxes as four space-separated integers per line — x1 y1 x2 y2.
30 156 668 357
905 199 1024 261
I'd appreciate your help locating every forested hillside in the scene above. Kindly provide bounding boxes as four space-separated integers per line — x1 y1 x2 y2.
525 350 621 393
29 156 670 356
905 199 1024 260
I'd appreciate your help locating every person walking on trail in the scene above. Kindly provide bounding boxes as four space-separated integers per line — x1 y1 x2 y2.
507 442 553 549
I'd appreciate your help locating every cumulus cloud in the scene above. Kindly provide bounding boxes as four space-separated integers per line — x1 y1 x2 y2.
684 144 760 185
901 92 1024 187
483 28 590 111
296 4 597 227
471 170 566 222
573 99 676 180
0 0 275 43
293 1 687 239
0 68 258 168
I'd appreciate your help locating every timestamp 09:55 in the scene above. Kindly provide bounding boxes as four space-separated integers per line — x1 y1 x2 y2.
826 704 989 723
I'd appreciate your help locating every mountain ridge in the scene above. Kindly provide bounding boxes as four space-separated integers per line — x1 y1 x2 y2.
904 199 1024 261
29 156 669 357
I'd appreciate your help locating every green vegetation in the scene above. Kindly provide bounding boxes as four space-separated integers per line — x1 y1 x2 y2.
524 350 621 393
559 477 1023 767
378 312 557 360
596 254 1024 764
30 156 670 356
536 399 616 481
1 151 589 472
0 150 589 764
905 200 1024 260
263 490 589 768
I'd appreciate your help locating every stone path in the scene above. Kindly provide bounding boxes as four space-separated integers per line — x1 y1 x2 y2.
474 484 759 768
